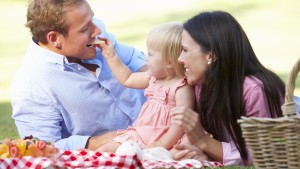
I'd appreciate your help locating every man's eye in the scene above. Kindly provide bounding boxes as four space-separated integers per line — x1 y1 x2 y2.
81 27 88 32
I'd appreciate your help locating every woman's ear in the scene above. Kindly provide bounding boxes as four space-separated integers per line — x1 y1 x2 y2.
207 52 216 65
47 31 62 48
206 52 213 64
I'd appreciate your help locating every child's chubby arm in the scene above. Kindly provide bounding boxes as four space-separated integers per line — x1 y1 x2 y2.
96 37 150 89
148 84 195 150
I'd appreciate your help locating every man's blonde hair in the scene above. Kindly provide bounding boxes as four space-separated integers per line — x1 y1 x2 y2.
26 0 86 43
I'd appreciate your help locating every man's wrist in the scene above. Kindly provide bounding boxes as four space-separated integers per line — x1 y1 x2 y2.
85 137 92 149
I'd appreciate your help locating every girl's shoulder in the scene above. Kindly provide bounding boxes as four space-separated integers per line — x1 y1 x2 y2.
171 77 188 89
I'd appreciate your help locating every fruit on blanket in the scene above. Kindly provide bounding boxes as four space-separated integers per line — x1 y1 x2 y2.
37 141 46 150
0 136 59 158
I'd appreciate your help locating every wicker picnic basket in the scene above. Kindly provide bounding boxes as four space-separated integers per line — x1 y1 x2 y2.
238 58 300 169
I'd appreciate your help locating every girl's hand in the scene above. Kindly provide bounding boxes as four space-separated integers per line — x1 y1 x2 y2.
95 37 117 59
170 106 206 144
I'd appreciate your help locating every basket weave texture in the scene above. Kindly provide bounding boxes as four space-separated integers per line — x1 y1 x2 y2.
238 59 300 169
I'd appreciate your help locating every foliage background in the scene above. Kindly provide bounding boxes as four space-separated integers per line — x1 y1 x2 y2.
0 0 300 139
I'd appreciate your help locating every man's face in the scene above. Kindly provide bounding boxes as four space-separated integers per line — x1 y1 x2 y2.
59 2 101 61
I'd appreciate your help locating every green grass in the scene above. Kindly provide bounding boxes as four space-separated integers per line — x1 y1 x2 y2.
0 102 18 139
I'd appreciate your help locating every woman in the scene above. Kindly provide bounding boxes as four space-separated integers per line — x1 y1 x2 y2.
171 11 285 165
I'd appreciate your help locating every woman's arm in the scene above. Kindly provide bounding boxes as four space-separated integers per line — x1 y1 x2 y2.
170 106 223 162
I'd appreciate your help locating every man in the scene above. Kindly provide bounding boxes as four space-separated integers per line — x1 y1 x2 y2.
11 0 147 150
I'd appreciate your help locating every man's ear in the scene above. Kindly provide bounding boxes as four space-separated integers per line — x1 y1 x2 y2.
47 31 62 48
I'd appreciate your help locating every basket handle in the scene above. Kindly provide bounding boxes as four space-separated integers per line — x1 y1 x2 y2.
281 58 300 116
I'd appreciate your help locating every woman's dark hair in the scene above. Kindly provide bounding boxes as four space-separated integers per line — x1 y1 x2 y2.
183 11 285 162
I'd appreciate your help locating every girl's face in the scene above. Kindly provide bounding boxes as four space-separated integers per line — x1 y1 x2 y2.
178 30 210 85
146 45 169 79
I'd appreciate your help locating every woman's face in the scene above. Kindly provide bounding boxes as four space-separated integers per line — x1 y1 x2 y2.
178 30 210 85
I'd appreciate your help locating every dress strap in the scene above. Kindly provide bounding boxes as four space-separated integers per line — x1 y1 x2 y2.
170 77 187 92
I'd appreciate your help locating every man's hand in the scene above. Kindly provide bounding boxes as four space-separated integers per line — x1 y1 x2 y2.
85 131 117 150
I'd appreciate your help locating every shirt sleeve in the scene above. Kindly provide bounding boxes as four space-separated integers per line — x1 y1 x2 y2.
11 93 89 150
222 81 269 165
115 43 146 72
222 141 243 165
54 135 90 150
92 18 146 72
244 84 270 118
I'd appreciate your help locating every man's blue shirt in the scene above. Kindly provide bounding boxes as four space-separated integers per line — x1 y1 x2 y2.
11 19 146 150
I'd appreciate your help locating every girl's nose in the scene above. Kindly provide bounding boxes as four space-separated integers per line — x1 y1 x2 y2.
178 53 184 63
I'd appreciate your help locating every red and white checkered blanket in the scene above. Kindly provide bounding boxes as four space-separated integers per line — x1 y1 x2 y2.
0 150 223 168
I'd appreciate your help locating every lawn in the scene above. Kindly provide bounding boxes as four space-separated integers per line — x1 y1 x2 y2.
1 0 300 151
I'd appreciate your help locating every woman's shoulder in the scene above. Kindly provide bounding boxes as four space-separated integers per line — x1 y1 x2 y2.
243 76 263 87
243 75 264 100
243 76 270 117
243 75 264 93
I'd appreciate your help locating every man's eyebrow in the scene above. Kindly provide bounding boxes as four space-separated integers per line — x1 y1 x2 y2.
81 19 94 30
84 12 95 27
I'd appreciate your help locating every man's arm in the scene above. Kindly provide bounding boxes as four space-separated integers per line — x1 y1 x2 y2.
12 94 89 150
84 131 117 150
137 65 148 72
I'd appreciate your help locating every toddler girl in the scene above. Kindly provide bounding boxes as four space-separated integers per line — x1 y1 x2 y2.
97 22 195 153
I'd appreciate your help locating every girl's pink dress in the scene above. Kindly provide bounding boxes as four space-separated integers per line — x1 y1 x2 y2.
113 76 186 148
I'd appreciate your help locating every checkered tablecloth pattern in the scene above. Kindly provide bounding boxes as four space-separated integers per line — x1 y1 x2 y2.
0 150 223 168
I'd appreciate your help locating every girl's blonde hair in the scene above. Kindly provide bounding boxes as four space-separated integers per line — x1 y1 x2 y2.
146 22 185 77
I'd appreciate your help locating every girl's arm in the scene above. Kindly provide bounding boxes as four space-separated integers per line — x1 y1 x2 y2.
149 84 195 150
97 38 150 89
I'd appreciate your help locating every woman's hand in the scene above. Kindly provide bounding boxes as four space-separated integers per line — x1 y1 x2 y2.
170 106 206 144
171 144 209 161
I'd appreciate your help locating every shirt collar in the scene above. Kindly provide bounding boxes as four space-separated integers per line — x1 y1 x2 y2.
30 39 69 66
